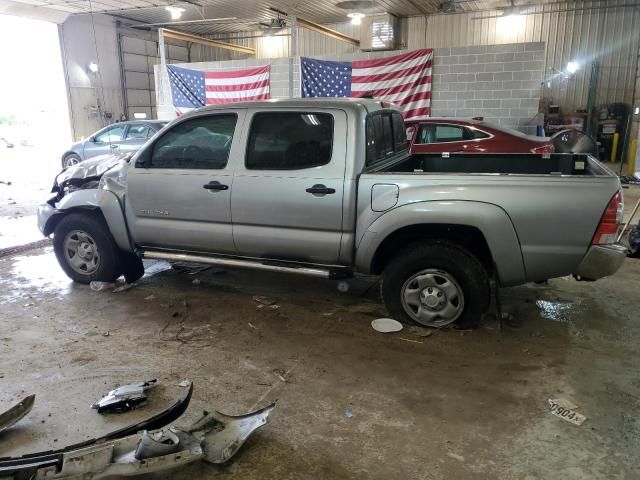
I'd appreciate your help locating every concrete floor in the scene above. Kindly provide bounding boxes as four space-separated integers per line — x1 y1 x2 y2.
1 240 639 479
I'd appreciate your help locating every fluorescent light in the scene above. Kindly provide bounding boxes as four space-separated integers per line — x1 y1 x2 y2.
348 12 364 25
133 112 147 119
567 61 579 74
165 6 185 20
87 62 99 73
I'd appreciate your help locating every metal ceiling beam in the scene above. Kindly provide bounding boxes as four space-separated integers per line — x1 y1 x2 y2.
160 27 256 54
295 17 360 46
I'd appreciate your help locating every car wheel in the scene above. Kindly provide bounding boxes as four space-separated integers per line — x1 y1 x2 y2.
381 241 490 328
53 213 123 284
62 153 81 169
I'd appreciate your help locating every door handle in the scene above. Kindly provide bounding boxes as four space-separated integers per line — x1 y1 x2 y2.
306 184 336 195
203 181 229 191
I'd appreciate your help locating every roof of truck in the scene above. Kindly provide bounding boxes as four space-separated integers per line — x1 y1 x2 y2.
195 97 399 113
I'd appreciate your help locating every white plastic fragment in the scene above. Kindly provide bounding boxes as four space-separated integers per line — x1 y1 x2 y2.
548 399 586 426
371 318 404 333
90 281 115 291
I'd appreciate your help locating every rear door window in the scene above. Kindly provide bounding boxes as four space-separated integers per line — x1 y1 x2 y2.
466 127 491 140
434 124 465 142
125 124 150 140
246 112 333 170
94 125 125 143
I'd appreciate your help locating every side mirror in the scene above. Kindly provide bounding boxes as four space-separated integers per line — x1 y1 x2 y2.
135 148 151 168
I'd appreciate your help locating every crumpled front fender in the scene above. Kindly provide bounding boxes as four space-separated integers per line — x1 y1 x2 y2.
40 189 133 252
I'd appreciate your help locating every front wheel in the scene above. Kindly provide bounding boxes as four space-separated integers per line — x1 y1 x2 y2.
381 242 490 328
53 213 123 283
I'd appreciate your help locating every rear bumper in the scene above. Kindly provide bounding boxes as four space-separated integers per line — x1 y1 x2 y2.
574 244 627 281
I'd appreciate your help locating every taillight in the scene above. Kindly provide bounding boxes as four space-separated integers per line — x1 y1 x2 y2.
531 144 554 154
592 191 623 245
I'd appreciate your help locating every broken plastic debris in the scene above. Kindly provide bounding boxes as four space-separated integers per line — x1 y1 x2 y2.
409 326 433 337
92 379 158 414
253 295 276 305
113 283 137 293
343 408 353 418
0 390 275 478
371 318 404 333
144 294 156 301
177 379 191 388
0 394 35 434
90 281 115 291
548 399 586 426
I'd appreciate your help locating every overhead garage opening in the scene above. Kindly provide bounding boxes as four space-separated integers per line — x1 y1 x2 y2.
0 14 70 251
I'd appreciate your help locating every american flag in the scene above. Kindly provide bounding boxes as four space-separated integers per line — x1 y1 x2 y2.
168 64 270 114
301 49 433 119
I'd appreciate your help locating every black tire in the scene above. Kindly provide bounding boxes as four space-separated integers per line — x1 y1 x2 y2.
381 241 490 328
62 153 81 169
53 213 123 284
628 225 640 258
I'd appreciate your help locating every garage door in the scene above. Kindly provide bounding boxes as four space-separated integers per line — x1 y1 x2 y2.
119 35 188 120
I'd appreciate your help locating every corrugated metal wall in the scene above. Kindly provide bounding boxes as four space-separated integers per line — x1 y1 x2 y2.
190 22 360 61
185 1 639 112
407 0 640 111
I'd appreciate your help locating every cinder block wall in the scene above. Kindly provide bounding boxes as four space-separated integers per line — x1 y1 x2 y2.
156 42 545 133
430 42 545 133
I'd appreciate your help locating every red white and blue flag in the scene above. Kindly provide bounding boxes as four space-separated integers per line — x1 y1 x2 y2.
168 64 270 114
301 49 433 118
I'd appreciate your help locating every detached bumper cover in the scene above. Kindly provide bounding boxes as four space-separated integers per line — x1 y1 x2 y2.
575 243 627 280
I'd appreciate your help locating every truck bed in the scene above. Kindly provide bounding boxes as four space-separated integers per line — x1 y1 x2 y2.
358 152 620 285
378 152 612 177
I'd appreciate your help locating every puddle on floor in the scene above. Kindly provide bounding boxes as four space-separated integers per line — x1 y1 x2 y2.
535 299 576 323
6 248 72 295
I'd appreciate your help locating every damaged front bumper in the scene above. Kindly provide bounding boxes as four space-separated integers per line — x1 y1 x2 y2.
0 382 275 479
574 243 627 281
37 203 56 236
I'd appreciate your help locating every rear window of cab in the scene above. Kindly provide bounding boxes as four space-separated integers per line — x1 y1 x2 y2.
366 111 408 167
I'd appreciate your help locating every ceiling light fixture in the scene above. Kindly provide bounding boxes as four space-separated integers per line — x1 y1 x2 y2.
347 12 365 25
566 61 580 74
87 62 99 73
165 6 185 20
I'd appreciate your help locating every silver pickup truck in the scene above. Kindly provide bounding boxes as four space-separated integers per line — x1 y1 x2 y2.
38 98 627 328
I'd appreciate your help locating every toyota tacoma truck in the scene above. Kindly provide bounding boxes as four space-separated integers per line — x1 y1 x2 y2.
37 98 627 328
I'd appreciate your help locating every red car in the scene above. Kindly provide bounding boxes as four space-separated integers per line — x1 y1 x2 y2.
406 117 554 154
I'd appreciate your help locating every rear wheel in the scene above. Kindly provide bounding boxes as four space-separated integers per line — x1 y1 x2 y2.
53 213 123 283
381 242 490 328
62 153 81 169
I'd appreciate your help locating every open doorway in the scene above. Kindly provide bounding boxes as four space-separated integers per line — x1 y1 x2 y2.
0 14 70 250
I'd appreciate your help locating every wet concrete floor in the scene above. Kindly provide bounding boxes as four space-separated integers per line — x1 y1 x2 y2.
0 246 639 479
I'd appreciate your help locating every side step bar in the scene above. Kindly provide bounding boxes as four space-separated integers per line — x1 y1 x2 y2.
142 250 352 279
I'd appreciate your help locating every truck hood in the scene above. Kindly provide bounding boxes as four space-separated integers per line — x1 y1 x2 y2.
50 152 132 202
